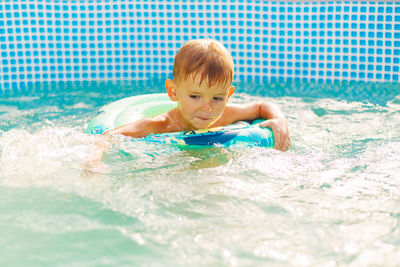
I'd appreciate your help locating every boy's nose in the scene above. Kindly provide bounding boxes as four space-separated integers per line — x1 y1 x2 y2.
200 99 212 112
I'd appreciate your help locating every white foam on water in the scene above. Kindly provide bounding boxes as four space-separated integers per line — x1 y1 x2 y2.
1 93 400 266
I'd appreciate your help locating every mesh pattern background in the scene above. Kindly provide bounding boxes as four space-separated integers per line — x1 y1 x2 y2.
0 1 399 91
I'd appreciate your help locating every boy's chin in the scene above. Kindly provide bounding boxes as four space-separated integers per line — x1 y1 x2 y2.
191 121 213 130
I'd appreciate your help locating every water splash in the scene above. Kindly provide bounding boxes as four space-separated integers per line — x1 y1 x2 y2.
0 83 400 266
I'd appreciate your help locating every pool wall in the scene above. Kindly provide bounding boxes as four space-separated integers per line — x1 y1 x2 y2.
0 1 399 92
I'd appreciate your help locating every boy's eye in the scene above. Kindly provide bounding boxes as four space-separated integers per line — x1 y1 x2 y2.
213 97 224 101
189 95 200 99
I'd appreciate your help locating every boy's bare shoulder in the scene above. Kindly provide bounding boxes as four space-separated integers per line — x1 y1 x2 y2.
146 111 181 134
147 113 169 128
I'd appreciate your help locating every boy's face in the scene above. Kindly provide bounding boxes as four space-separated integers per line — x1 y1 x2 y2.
167 75 234 130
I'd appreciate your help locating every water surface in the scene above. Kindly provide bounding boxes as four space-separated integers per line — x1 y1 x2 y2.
1 80 400 266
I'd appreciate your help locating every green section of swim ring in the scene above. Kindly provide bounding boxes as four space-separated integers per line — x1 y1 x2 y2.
86 94 176 134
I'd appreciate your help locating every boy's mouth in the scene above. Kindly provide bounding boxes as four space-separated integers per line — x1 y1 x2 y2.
197 117 209 121
195 116 212 121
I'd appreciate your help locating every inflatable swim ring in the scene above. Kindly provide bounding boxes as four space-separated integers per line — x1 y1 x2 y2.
86 94 274 148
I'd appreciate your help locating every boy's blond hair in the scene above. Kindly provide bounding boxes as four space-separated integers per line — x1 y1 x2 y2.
172 39 234 88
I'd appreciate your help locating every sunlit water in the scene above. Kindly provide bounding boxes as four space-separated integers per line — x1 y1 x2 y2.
1 80 400 266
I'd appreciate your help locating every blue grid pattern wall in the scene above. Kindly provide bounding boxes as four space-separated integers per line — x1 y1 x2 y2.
0 1 399 91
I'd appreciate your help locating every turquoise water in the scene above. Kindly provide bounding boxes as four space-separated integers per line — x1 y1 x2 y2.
1 80 400 266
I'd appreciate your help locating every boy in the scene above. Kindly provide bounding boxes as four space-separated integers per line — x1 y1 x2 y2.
106 39 291 151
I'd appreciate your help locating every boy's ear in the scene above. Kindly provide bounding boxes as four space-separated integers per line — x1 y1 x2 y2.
165 79 178 101
227 86 235 99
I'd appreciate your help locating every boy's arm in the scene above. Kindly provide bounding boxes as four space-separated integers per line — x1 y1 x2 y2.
82 136 111 176
83 119 156 175
223 103 291 151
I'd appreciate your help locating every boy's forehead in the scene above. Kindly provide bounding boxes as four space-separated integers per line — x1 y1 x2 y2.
180 73 229 90
180 80 228 95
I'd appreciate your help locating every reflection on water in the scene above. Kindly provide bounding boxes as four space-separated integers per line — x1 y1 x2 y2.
0 81 400 266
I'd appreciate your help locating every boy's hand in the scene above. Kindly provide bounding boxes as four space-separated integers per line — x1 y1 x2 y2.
259 117 291 151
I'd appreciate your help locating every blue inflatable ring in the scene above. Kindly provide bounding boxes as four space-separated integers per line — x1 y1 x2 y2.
86 94 274 148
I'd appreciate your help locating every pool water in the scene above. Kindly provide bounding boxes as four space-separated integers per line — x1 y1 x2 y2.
1 80 400 266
